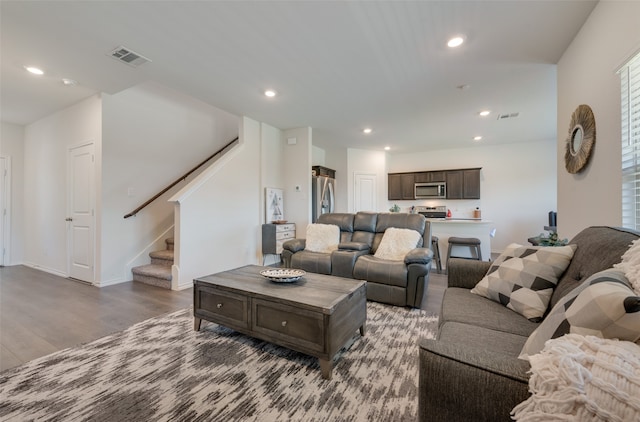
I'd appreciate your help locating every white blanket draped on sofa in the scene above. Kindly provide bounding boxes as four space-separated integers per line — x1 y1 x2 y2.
512 334 640 421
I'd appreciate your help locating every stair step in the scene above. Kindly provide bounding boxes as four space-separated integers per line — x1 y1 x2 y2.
132 264 172 289
150 249 174 266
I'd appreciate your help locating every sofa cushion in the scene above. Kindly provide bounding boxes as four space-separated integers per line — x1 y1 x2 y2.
290 250 332 275
353 255 408 288
317 213 355 244
519 268 640 359
304 223 340 253
471 243 576 322
441 288 539 337
438 321 530 359
374 227 421 261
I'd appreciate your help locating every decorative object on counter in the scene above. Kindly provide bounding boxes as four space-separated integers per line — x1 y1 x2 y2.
564 104 596 174
534 231 569 247
446 209 452 218
473 207 481 219
389 204 400 213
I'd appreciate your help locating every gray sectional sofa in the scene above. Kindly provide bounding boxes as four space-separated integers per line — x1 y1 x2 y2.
281 212 432 308
418 226 639 421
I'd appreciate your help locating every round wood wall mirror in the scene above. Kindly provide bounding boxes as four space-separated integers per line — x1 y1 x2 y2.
564 104 596 174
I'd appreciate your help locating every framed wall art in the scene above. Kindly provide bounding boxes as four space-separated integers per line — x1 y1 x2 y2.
265 188 284 223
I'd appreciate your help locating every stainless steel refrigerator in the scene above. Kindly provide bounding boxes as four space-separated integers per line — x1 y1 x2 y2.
312 175 335 222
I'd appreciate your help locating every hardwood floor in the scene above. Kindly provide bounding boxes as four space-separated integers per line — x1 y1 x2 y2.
0 264 447 372
0 265 192 371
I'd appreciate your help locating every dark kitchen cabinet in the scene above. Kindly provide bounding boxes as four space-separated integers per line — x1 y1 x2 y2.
414 171 446 183
388 173 415 200
446 171 464 199
463 169 481 199
389 168 480 200
446 168 481 199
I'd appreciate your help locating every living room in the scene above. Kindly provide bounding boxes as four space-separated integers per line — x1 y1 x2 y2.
1 1 640 420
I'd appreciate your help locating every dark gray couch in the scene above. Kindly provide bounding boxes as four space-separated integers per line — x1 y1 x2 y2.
418 226 639 421
281 212 432 307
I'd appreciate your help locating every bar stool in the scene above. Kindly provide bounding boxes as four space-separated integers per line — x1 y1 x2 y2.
431 236 442 274
446 237 482 272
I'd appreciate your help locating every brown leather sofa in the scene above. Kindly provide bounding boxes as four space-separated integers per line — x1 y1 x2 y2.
281 212 433 307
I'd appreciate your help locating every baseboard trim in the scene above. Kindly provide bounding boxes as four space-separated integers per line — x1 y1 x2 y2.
22 262 68 278
95 277 127 288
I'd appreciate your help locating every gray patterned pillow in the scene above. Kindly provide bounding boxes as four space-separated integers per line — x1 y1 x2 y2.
519 268 640 360
471 243 576 322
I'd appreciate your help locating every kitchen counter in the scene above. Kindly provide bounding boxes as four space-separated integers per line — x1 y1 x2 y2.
427 219 493 267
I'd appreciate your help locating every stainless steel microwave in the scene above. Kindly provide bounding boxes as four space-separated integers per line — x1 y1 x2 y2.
415 182 446 199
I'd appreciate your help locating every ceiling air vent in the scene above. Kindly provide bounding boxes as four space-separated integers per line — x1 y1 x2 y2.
108 46 152 67
497 112 520 120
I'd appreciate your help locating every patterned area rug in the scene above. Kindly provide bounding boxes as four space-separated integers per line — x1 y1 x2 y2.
0 302 437 421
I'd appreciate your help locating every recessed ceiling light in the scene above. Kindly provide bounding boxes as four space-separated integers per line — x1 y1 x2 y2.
447 36 464 48
479 110 491 117
384 146 390 151
24 66 44 75
62 78 78 86
473 136 483 141
264 89 277 97
363 128 372 134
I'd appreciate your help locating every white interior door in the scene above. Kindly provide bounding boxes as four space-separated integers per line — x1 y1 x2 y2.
354 173 377 212
0 156 7 266
67 143 95 282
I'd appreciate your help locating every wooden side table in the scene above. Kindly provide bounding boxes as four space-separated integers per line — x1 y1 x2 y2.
262 223 296 265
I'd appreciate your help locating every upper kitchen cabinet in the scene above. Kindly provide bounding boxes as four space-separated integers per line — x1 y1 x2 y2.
414 171 446 183
446 168 481 199
388 173 415 200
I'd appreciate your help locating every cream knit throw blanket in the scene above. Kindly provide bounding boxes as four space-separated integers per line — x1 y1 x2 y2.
512 334 640 421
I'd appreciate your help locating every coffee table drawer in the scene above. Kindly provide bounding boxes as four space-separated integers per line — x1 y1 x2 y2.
195 286 249 330
252 299 325 353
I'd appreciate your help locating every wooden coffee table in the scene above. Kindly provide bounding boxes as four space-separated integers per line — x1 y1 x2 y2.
193 265 367 379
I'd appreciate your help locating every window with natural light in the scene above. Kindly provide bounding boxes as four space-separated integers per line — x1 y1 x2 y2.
620 51 640 230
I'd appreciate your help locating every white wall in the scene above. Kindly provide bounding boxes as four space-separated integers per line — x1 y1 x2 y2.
261 123 285 225
557 1 640 239
347 148 388 213
388 141 557 253
22 95 102 277
169 116 261 289
0 121 25 264
101 81 239 285
283 127 312 230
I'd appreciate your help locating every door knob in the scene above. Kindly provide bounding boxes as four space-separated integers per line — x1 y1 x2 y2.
65 218 73 221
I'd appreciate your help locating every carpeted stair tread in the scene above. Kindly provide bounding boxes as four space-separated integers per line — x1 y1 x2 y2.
165 238 174 251
132 264 172 280
150 249 174 262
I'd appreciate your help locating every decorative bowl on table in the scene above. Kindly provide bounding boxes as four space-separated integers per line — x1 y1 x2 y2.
272 220 288 224
260 268 305 283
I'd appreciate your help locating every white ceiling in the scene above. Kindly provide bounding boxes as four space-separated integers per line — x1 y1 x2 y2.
1 1 597 153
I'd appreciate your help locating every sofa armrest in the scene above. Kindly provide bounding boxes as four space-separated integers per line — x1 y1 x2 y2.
419 338 530 422
405 247 433 265
282 238 305 253
338 241 370 252
447 257 491 289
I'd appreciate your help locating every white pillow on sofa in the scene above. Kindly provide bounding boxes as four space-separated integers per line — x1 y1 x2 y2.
305 223 340 253
374 228 421 261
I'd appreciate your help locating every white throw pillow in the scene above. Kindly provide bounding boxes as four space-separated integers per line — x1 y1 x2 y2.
374 228 421 261
614 238 640 294
305 224 340 253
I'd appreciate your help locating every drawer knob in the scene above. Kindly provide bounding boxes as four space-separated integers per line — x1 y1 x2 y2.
217 303 223 309
281 321 287 327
